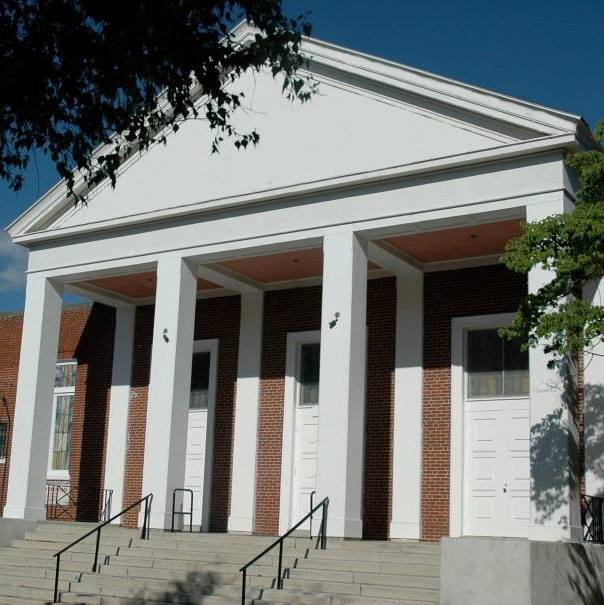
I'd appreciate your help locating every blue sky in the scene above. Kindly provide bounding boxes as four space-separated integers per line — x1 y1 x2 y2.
1 0 602 312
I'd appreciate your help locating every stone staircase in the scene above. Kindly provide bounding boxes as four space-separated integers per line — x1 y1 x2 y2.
0 521 440 604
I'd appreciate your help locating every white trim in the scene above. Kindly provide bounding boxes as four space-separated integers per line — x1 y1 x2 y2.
190 338 219 533
47 361 77 482
279 330 321 534
450 312 516 537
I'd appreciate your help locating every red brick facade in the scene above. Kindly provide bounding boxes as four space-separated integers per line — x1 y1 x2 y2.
0 265 536 541
254 278 397 538
0 303 116 519
421 265 527 541
121 296 241 528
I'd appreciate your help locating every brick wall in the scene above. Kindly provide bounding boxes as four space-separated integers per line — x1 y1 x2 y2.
254 278 397 537
421 265 527 541
122 296 241 529
0 303 116 519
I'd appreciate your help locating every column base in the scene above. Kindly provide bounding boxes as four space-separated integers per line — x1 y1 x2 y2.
2 504 47 521
389 520 420 540
227 515 254 534
326 516 363 539
139 509 172 531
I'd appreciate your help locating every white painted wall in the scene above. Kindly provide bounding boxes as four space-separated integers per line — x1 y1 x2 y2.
527 199 582 542
584 277 604 499
56 70 505 231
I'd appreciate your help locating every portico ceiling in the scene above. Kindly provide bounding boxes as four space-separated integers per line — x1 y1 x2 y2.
76 219 522 302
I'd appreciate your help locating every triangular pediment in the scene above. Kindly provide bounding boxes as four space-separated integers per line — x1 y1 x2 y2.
9 31 584 240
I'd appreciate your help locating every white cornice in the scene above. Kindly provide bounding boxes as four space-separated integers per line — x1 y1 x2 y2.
11 133 575 246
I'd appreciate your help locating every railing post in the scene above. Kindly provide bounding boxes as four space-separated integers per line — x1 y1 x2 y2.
92 529 101 572
241 568 247 605
171 490 176 532
54 554 61 603
142 497 149 540
277 540 284 590
309 491 315 539
189 490 193 533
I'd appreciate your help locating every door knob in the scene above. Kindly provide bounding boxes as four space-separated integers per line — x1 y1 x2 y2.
503 483 508 494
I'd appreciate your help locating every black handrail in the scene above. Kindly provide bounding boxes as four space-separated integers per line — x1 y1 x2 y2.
100 489 113 523
171 488 194 533
239 496 329 605
309 490 315 538
52 493 153 603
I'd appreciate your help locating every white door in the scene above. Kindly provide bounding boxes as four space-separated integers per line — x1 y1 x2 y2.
463 328 530 537
183 341 218 530
291 341 320 528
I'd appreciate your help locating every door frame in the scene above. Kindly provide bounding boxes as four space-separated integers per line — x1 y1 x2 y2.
279 330 321 534
187 338 219 532
449 312 518 537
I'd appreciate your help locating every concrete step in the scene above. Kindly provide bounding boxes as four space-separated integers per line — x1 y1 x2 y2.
24 532 133 547
11 539 121 555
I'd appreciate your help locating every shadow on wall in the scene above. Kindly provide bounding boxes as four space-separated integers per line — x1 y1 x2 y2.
584 380 604 495
530 357 581 529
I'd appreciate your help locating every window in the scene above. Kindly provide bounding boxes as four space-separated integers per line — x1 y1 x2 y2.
299 342 320 405
49 361 77 477
466 329 529 399
0 423 7 463
190 351 211 409
51 395 73 470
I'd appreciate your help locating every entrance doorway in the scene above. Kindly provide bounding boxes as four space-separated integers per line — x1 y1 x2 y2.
183 339 218 530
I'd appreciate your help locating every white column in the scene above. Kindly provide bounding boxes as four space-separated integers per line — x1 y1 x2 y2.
104 305 136 520
4 275 63 520
140 255 197 529
390 272 424 539
584 277 604 498
228 292 264 533
316 231 367 538
527 198 582 541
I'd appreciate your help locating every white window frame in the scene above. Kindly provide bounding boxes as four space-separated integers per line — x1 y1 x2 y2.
450 313 530 537
47 360 77 481
189 338 218 533
279 330 320 534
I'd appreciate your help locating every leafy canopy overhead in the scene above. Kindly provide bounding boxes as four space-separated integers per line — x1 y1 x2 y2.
0 1 314 201
502 121 604 361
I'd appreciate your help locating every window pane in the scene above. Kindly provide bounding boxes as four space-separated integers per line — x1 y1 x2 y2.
503 337 529 396
467 329 503 398
55 362 77 388
299 343 320 405
52 395 73 470
190 352 211 409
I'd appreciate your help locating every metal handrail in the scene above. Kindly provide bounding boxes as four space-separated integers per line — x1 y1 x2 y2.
581 493 604 544
52 493 153 603
239 496 329 605
171 488 194 533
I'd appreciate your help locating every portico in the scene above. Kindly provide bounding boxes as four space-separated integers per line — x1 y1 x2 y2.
2 29 591 545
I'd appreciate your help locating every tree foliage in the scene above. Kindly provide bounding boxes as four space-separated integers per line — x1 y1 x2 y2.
502 122 604 360
0 1 314 201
